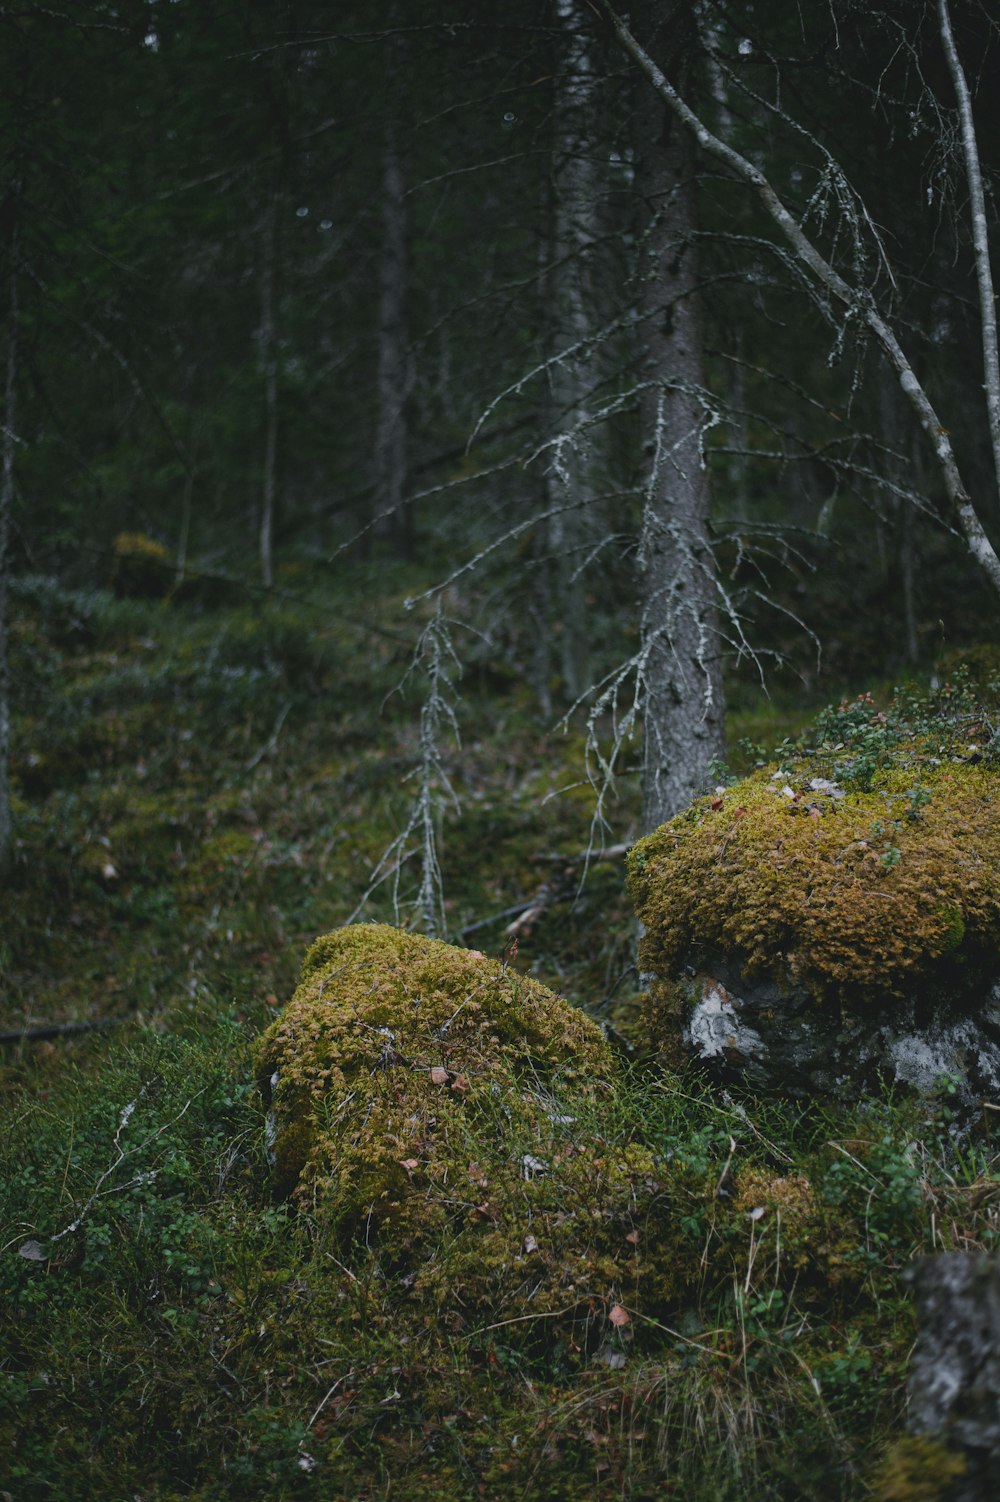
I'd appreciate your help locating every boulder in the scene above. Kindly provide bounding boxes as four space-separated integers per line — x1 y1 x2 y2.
875 1254 1000 1500
628 689 1000 1118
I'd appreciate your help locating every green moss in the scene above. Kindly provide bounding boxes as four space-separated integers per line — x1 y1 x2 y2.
629 730 1000 1002
255 925 710 1331
874 1434 966 1500
110 532 172 600
258 924 613 1221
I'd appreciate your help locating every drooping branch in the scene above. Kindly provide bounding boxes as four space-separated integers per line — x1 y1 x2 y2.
938 0 1000 499
594 0 1000 596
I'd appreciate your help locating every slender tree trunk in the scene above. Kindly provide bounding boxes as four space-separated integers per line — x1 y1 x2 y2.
542 0 604 701
374 79 411 558
259 183 279 590
0 216 18 880
632 8 724 834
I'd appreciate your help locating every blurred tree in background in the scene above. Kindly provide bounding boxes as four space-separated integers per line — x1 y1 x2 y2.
2 0 999 865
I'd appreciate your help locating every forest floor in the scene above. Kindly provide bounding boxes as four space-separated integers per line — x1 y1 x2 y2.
1 562 994 1500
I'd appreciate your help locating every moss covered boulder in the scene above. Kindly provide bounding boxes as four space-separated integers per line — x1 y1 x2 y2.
256 924 699 1337
628 688 1000 1114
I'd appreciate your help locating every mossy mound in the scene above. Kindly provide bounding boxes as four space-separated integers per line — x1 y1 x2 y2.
110 531 172 599
257 925 691 1329
629 691 1000 1005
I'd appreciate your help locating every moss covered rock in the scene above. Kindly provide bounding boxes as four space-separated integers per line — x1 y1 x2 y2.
628 689 1000 1111
256 925 704 1334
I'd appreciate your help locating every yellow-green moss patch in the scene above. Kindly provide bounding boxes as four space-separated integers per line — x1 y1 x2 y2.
258 922 612 1220
629 757 1000 1003
255 925 724 1332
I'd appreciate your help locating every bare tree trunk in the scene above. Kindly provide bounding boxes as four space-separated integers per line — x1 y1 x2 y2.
0 214 18 880
373 73 411 558
632 9 725 835
541 0 604 701
259 183 279 590
938 0 1000 502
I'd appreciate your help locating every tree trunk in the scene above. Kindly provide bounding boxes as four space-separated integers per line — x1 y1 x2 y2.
259 183 279 590
541 0 605 702
632 10 725 835
373 70 411 559
0 213 18 880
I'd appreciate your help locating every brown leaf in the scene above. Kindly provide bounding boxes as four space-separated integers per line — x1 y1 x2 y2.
624 1229 640 1246
429 1066 449 1086
450 1073 470 1094
608 1304 630 1327
399 1158 419 1175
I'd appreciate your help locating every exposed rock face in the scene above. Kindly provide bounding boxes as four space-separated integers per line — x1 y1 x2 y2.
903 1253 1000 1498
627 689 1000 1117
680 963 1000 1118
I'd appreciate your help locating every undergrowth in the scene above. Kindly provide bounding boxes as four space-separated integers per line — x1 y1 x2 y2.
9 1010 999 1500
4 572 1000 1497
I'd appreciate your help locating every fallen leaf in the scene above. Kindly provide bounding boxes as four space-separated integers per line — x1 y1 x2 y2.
429 1066 449 1085
523 1233 539 1254
711 797 724 811
450 1073 470 1094
624 1229 640 1246
608 1304 630 1327
18 1240 47 1262
399 1157 419 1174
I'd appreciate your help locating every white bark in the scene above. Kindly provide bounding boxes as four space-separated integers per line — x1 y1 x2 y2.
938 0 1000 501
596 0 1000 598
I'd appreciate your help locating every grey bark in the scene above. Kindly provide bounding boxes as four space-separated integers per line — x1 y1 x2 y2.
542 0 604 701
373 84 411 558
0 212 18 881
259 183 279 590
632 9 725 835
938 0 1000 503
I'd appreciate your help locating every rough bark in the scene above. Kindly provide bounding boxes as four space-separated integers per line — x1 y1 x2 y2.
632 5 725 835
542 0 603 701
259 182 279 590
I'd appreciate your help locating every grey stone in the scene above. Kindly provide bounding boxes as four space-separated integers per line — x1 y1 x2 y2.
904 1253 1000 1499
679 961 1000 1121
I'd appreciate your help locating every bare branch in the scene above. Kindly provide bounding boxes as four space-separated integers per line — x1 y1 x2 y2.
594 0 1000 595
938 0 1000 498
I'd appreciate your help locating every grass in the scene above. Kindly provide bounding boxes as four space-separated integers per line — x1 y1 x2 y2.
2 563 998 1498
